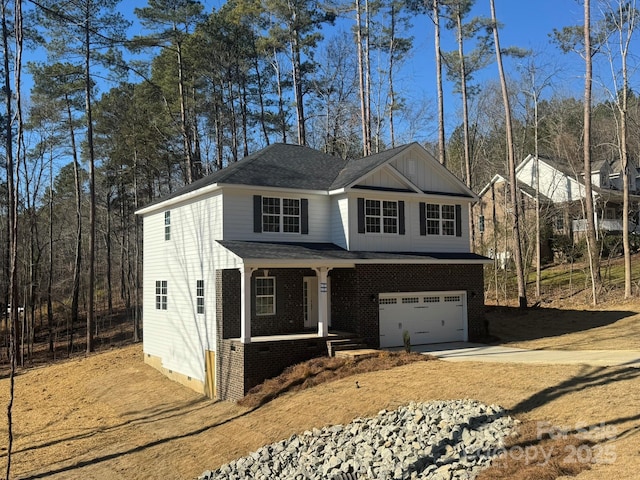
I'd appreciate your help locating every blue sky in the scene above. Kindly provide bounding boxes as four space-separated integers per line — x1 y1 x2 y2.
34 1 626 142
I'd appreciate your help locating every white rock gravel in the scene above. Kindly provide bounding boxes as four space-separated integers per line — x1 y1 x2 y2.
198 399 516 480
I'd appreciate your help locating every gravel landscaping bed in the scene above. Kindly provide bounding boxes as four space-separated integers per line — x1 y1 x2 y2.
199 399 516 480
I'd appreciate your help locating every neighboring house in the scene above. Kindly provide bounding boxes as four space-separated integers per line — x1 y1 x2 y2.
515 154 640 237
476 154 640 264
136 142 490 401
475 174 554 268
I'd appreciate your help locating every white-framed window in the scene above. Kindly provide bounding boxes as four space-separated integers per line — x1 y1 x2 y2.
365 199 398 234
478 215 485 233
155 280 167 310
164 211 171 240
255 277 276 316
262 197 300 233
196 280 204 314
426 204 456 236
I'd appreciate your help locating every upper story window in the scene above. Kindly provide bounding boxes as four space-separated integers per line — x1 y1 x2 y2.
357 197 405 235
164 211 171 240
262 197 300 233
478 215 485 233
365 199 398 234
420 202 461 237
426 204 455 235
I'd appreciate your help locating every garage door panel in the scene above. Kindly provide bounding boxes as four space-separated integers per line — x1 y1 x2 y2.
379 291 466 348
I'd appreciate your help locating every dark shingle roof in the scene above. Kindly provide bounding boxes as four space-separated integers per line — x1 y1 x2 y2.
218 240 489 263
143 143 348 208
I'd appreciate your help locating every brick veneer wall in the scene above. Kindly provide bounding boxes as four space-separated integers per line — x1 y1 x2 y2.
331 264 486 347
215 263 486 401
251 268 316 336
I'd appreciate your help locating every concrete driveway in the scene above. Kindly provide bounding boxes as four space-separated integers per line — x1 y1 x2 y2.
408 342 640 368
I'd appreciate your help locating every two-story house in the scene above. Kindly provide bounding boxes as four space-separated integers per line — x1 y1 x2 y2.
476 154 640 266
136 143 490 401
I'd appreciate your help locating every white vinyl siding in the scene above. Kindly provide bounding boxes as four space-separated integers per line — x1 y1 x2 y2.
330 196 349 249
223 189 331 242
349 196 470 253
141 192 221 383
516 157 587 203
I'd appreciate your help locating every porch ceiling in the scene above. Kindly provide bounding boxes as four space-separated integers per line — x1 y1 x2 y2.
217 240 491 268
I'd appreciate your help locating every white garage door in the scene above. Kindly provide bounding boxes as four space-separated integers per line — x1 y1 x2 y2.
378 291 467 348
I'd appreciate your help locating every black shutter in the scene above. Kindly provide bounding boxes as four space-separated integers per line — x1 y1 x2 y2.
455 204 462 237
301 198 309 234
419 202 426 236
253 195 262 233
357 198 365 233
398 201 405 235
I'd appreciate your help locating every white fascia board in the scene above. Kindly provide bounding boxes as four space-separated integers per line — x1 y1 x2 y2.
515 154 535 175
135 183 221 215
477 174 507 198
241 257 492 269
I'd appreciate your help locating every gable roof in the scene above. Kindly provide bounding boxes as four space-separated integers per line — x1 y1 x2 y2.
137 142 476 213
330 144 413 190
478 173 552 203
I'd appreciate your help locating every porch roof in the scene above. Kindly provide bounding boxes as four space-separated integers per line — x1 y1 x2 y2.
217 240 491 267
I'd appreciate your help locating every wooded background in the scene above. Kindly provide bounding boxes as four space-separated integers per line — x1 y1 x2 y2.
2 0 640 360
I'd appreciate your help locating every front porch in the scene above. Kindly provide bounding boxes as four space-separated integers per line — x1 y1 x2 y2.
217 331 358 401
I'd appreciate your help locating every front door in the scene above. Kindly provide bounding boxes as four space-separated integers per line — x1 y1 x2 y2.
303 276 318 329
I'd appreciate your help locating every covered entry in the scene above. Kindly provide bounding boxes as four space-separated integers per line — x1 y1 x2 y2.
378 291 467 348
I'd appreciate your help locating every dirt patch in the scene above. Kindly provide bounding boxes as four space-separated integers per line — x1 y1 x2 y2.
1 301 639 479
486 300 640 351
238 351 433 409
0 343 638 479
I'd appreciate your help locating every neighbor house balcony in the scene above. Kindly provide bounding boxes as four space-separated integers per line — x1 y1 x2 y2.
572 218 640 233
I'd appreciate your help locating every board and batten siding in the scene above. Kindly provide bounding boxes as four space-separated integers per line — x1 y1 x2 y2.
388 150 463 194
346 194 471 253
222 188 332 242
142 192 222 383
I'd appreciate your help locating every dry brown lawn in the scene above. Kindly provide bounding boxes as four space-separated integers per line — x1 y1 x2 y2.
1 299 639 479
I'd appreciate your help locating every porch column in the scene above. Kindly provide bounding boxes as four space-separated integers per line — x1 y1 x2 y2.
239 267 256 344
313 267 332 337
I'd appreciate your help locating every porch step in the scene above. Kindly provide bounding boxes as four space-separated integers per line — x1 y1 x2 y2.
327 337 370 357
335 348 380 360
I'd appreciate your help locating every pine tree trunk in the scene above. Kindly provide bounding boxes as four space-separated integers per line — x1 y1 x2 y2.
582 0 601 305
433 0 446 166
490 0 527 308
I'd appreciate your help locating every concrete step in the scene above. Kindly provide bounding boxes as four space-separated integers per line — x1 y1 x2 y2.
327 337 369 356
335 348 380 359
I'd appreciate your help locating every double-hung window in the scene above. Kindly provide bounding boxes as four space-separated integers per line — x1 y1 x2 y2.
164 211 171 240
426 204 456 236
365 199 398 234
155 281 167 310
262 197 300 233
255 277 275 316
196 280 204 314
